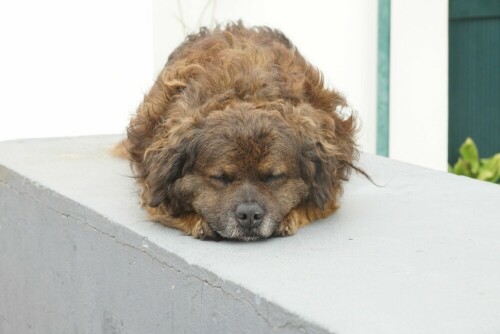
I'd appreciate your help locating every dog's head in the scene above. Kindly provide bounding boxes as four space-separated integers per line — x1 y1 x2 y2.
142 103 356 240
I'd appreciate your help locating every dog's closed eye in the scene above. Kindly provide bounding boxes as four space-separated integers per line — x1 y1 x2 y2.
262 173 286 184
210 174 232 186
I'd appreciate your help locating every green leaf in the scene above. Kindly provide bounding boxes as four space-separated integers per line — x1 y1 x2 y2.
480 154 500 183
459 138 480 175
477 169 494 181
449 138 500 184
453 158 472 177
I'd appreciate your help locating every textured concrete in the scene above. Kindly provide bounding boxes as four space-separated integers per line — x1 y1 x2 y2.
1 135 500 334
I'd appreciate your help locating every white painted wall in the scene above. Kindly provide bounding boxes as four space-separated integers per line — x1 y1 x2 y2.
389 0 448 170
2 0 450 168
0 0 154 142
0 1 377 153
152 0 378 153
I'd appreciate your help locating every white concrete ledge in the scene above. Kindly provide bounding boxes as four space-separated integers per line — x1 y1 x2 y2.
1 135 500 334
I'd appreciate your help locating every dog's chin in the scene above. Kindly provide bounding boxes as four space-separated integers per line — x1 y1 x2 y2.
210 216 277 241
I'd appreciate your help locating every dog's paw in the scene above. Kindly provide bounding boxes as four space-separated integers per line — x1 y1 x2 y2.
275 223 299 237
189 216 218 240
275 209 307 237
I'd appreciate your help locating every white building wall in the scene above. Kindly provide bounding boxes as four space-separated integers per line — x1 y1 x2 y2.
0 1 378 154
1 0 451 169
389 0 449 170
0 0 154 141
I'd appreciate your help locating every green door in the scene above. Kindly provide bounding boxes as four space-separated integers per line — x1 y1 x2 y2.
449 0 500 163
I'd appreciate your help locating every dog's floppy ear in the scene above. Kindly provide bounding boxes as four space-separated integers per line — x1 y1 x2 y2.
297 107 358 210
300 141 337 209
143 121 201 214
147 147 195 208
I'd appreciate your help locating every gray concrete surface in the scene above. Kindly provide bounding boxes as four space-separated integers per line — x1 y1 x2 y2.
1 135 500 334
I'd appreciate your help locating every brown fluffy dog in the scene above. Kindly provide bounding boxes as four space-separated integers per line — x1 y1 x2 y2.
118 23 362 241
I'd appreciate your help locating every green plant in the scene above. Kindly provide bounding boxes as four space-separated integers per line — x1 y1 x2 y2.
448 138 500 183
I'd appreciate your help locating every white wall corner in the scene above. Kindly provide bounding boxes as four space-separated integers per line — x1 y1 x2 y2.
389 0 449 170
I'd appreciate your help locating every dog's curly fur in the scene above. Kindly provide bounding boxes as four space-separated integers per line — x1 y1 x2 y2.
117 22 360 240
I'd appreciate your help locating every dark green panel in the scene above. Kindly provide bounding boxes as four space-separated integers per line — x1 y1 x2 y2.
450 0 500 20
449 18 500 163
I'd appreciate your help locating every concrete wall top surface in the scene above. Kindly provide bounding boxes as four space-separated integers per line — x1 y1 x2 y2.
1 135 499 333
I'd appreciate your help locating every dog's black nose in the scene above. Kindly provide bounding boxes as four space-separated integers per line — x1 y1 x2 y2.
235 202 264 229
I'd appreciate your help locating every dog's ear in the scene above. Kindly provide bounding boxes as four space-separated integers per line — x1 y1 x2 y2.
147 148 195 208
297 107 358 210
300 142 337 210
144 122 200 214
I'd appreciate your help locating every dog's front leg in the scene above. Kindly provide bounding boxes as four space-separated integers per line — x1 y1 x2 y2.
275 200 340 237
145 206 217 240
275 207 311 237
